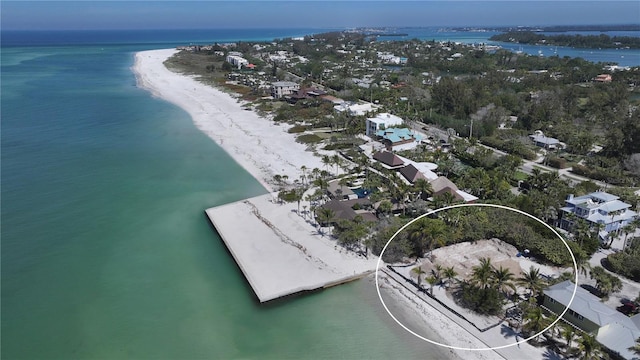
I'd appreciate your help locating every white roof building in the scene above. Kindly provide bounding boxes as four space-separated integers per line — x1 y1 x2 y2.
334 102 378 116
365 113 404 137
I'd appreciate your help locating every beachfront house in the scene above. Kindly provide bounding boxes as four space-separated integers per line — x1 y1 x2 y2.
559 191 638 242
543 280 640 359
318 199 377 225
365 113 404 137
271 81 300 99
399 164 428 184
372 151 405 169
327 180 358 201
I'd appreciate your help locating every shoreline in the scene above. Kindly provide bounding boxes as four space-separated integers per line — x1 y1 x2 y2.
132 49 326 193
133 48 544 360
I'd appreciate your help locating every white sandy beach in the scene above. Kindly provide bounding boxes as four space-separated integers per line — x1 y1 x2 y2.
133 49 325 192
133 48 551 360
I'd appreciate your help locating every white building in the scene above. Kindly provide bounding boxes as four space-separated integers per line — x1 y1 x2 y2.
334 102 378 116
226 55 249 69
270 81 299 99
559 191 638 242
365 113 404 137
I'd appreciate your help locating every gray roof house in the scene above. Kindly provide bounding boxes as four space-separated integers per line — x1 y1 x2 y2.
543 280 640 359
559 191 638 241
529 133 564 150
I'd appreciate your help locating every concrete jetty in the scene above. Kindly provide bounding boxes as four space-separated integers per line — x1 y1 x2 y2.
205 193 378 303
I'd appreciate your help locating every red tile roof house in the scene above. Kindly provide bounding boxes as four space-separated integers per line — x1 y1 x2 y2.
594 74 612 83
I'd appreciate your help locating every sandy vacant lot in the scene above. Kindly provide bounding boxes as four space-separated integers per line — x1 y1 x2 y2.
413 238 568 285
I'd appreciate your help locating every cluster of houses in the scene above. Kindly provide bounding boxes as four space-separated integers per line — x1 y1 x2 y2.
193 35 639 358
312 111 478 226
376 51 408 65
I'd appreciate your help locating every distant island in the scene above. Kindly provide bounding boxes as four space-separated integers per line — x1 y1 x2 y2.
489 31 640 49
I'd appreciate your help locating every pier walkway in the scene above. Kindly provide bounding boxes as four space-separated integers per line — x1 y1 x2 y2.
205 193 377 302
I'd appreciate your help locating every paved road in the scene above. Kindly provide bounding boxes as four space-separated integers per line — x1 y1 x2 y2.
412 121 609 188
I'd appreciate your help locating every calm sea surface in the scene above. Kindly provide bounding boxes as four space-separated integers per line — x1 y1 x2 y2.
1 28 638 359
1 29 453 359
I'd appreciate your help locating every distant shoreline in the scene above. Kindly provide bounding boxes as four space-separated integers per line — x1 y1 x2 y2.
449 24 640 33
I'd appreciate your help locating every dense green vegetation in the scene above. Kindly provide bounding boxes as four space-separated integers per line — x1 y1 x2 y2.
490 31 640 49
372 206 582 266
604 236 640 281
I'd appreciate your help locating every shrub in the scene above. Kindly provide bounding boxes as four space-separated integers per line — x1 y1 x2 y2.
604 253 640 281
457 282 504 316
547 156 567 169
296 134 322 144
288 124 308 133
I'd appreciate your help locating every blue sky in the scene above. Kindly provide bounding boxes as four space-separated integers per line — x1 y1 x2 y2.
2 1 639 30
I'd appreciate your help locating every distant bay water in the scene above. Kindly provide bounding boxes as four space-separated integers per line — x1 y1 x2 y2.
1 27 638 359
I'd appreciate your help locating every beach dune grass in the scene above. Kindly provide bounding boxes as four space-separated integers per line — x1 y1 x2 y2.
296 134 323 144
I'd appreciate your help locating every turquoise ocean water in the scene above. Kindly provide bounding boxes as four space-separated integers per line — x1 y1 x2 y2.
2 28 638 359
1 29 454 359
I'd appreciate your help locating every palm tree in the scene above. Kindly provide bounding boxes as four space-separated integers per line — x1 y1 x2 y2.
622 221 638 249
426 275 438 296
443 266 458 288
493 266 516 298
393 181 411 216
517 266 546 298
432 264 443 281
316 207 335 235
578 334 603 360
471 257 494 290
590 266 623 298
628 337 640 356
574 250 592 277
522 306 548 341
300 165 308 185
412 178 433 200
560 323 576 352
311 167 321 182
321 155 331 172
331 154 341 175
411 266 426 288
313 177 329 196
377 200 393 217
